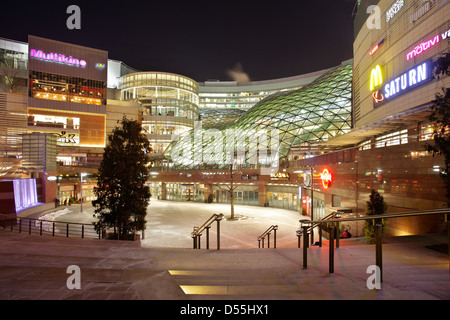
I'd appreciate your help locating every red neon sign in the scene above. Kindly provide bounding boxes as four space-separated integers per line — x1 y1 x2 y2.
320 169 332 189
369 39 384 56
372 90 385 103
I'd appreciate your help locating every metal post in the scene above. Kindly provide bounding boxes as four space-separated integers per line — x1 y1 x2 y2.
29 220 31 235
198 234 201 249
336 221 340 249
319 223 322 247
40 221 42 235
206 226 210 250
258 239 261 248
193 236 197 249
262 238 265 248
375 224 383 282
52 222 55 237
329 225 335 273
302 226 309 269
216 218 221 250
66 224 69 238
82 225 85 239
19 219 22 233
267 233 270 248
274 228 277 249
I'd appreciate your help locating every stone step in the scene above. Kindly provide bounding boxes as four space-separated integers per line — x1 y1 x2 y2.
168 269 301 298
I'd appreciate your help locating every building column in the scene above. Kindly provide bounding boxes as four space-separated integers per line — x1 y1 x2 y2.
258 184 267 207
204 184 212 203
39 172 57 204
161 182 166 200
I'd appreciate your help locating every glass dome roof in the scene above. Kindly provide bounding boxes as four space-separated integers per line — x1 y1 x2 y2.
166 61 353 170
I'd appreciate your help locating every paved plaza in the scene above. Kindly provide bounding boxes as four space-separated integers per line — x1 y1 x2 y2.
0 200 449 301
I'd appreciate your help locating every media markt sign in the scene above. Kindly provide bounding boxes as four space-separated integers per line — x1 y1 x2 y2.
372 60 432 106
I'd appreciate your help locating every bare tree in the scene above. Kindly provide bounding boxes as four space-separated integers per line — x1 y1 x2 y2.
215 162 240 220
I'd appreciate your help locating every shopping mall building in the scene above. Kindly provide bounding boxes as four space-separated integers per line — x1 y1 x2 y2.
0 0 448 236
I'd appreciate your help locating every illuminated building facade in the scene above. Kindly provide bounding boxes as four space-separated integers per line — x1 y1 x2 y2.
0 0 448 238
119 72 199 167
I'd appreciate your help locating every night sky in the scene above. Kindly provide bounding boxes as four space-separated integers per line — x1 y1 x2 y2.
1 0 356 82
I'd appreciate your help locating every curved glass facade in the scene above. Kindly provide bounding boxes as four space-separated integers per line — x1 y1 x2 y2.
165 61 353 170
119 72 199 161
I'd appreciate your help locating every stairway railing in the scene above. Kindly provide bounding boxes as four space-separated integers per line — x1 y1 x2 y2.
257 225 278 248
192 213 224 250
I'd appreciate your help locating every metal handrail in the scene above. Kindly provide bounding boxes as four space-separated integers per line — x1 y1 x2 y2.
296 211 341 248
0 215 102 239
301 208 450 282
258 225 278 248
310 208 450 224
192 213 224 250
297 211 340 235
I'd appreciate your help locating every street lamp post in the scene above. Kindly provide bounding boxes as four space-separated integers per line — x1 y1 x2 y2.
80 173 87 213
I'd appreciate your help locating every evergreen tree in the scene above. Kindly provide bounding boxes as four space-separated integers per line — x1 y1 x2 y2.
364 189 388 244
426 53 450 206
425 88 450 206
93 116 151 239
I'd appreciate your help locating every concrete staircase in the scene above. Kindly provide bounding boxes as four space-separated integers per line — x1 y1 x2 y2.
0 229 449 300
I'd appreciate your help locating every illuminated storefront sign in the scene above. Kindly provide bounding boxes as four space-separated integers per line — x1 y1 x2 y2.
320 169 332 189
30 49 87 68
95 62 106 70
386 0 404 22
406 29 450 60
406 35 440 60
369 39 384 56
373 60 431 105
370 65 383 91
270 172 289 180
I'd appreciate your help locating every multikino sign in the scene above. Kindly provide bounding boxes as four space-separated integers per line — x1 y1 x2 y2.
373 60 432 105
30 49 87 68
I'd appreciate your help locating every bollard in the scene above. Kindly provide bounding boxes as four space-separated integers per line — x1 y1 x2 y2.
40 221 43 236
66 224 69 238
52 222 55 237
329 225 335 273
82 225 85 239
375 224 383 282
302 226 309 269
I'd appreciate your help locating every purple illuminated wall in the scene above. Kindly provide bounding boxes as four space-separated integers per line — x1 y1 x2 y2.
12 179 38 212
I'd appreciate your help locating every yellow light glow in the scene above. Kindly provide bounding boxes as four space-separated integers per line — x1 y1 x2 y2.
370 65 383 91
